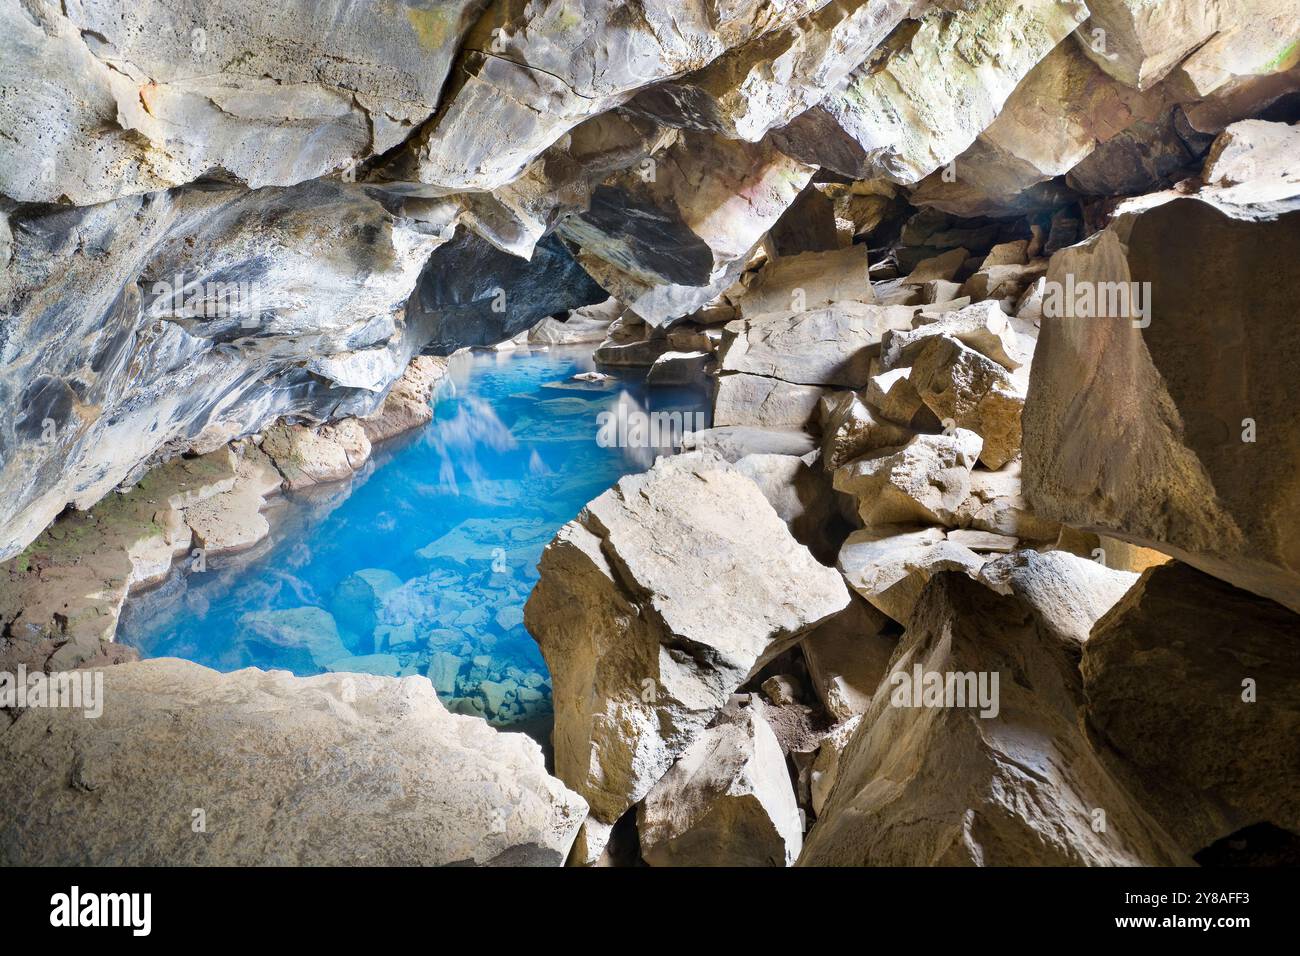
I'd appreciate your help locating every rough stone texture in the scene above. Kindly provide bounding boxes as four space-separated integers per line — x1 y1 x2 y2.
721 303 912 387
735 245 876 321
647 351 712 386
0 659 587 865
1023 194 1300 612
638 703 804 867
909 335 1026 470
774 0 1089 182
409 230 608 353
714 373 828 431
833 430 983 527
0 0 490 204
1083 562 1300 856
0 180 452 564
801 595 895 721
820 392 914 472
837 525 985 624
910 40 1172 215
809 714 862 817
524 452 849 826
800 573 1190 866
626 0 916 143
561 131 815 326
881 301 1025 373
682 426 817 462
401 0 825 192
1078 0 1297 92
734 452 841 561
978 549 1138 645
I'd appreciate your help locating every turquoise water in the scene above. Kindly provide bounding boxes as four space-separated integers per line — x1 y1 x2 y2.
117 347 711 730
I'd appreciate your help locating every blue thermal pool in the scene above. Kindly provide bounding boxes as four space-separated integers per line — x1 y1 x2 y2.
117 347 712 732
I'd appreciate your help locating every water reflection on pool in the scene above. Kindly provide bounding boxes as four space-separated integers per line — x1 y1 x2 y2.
118 347 712 731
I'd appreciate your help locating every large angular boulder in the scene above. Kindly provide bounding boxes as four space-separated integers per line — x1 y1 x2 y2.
908 335 1026 470
1022 189 1300 612
524 452 849 831
638 702 803 867
714 374 828 431
833 430 983 527
837 525 985 624
720 303 913 388
734 246 875 321
773 0 1089 182
1083 561 1300 857
799 573 1189 866
801 595 896 721
0 659 587 865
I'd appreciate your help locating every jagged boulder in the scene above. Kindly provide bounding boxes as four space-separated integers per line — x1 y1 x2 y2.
524 452 849 836
638 702 804 867
908 335 1026 470
0 659 587 865
774 0 1089 182
799 573 1189 866
1083 561 1300 857
833 430 983 527
720 302 913 388
837 525 985 624
1023 187 1300 612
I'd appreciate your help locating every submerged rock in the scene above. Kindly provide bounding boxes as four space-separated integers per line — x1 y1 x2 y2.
0 659 587 865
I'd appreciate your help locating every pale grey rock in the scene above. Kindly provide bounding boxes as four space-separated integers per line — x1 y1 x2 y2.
735 246 876 322
721 303 913 388
832 430 983 528
0 0 490 204
714 374 828 431
800 573 1189 866
909 335 1026 470
638 703 804 867
820 392 914 472
682 426 817 462
978 549 1138 645
647 351 712 386
0 659 587 865
626 0 917 143
0 180 451 564
880 300 1025 372
836 525 986 624
524 452 849 826
403 0 824 192
775 0 1089 182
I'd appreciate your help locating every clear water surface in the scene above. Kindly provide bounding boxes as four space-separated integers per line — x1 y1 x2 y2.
118 347 712 732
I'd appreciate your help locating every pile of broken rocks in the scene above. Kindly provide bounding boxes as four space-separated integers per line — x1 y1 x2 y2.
527 119 1300 867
